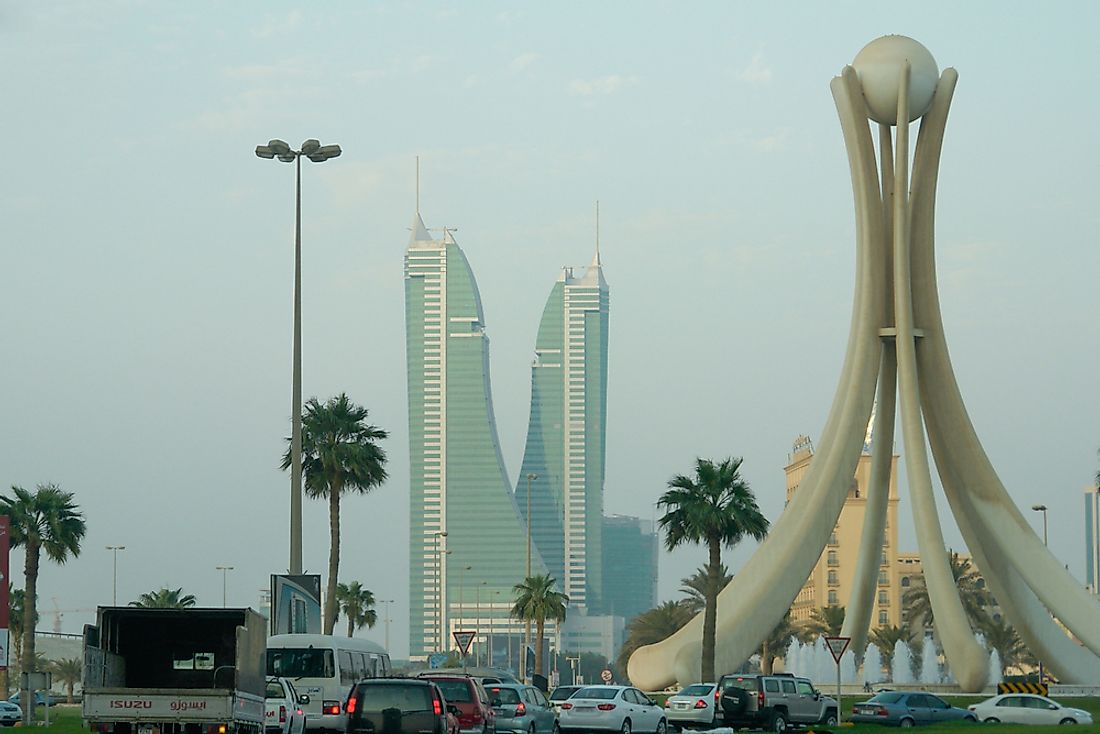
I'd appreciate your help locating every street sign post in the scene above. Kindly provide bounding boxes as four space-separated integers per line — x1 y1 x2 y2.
453 630 477 672
824 636 851 725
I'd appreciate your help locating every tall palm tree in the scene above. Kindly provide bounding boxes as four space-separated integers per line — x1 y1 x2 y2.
282 393 388 635
616 601 695 679
0 484 85 724
3 586 37 697
760 611 795 675
49 657 82 703
869 625 915 676
335 581 377 638
130 587 197 609
511 574 568 678
657 457 769 682
679 564 733 616
801 605 846 640
902 552 991 630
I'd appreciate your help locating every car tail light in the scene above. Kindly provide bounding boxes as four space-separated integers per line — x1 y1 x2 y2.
757 691 765 708
695 699 708 709
433 696 443 716
515 703 526 716
280 706 287 723
876 707 889 717
560 703 573 711
597 704 616 711
324 701 341 715
715 690 720 704
346 695 358 714
205 726 227 734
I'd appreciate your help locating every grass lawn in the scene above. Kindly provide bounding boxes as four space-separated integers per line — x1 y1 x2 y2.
18 704 84 734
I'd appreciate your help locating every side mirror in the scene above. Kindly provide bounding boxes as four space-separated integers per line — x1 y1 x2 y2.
298 694 311 705
813 692 821 700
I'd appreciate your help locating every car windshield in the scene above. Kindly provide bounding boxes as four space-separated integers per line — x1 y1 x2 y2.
489 688 522 705
576 688 618 700
869 693 904 704
430 680 474 703
549 688 579 701
265 682 286 698
358 684 433 713
721 678 757 692
267 648 335 678
679 685 713 696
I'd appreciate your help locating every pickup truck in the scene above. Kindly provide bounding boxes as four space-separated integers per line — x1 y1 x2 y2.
82 607 268 734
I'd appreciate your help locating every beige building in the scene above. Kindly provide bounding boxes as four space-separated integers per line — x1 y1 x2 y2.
784 435 909 628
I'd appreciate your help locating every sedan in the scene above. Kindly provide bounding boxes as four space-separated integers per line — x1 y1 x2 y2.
968 694 1093 725
558 686 667 734
663 684 718 731
0 702 21 727
548 686 584 711
487 683 559 734
851 691 976 727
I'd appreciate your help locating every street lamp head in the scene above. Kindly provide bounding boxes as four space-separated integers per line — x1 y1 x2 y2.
268 139 291 156
255 145 276 159
308 145 342 163
1032 504 1048 512
300 139 321 155
527 473 538 481
277 153 296 163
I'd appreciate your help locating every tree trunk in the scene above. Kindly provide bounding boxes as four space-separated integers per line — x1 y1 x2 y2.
535 618 545 678
702 538 720 683
323 480 342 636
761 641 773 675
347 613 354 638
67 681 74 705
22 542 39 725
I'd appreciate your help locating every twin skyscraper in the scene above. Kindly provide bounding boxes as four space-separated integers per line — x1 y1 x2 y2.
404 202 635 662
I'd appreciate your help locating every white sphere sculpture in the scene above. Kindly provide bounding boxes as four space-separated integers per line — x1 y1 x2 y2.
852 35 939 125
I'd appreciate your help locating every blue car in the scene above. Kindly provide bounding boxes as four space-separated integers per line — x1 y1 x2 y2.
851 692 976 727
0 701 21 726
7 691 56 708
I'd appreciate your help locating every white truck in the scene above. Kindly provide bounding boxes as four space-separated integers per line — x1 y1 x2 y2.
83 607 268 734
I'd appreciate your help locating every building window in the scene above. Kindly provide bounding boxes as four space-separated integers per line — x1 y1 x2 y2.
878 590 888 606
878 610 888 625
828 591 839 605
828 531 838 546
827 551 839 567
828 570 838 586
881 551 889 567
900 576 911 588
878 571 889 586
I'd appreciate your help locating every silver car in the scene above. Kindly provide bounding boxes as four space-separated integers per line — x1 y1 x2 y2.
851 691 976 727
664 684 718 731
558 686 667 734
487 684 559 734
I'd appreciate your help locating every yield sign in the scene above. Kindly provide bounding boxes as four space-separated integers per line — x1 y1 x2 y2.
824 636 851 664
453 630 477 657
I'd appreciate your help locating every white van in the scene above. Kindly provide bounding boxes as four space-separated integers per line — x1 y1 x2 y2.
267 634 391 733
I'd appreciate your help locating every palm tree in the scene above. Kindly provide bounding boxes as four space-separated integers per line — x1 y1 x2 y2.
335 582 377 638
49 657 82 703
0 484 85 724
130 587 197 608
902 552 991 630
3 586 37 697
869 625 914 676
511 574 568 678
977 615 1026 675
282 394 388 635
657 457 769 682
760 611 795 675
801 605 845 640
680 564 733 616
616 601 695 679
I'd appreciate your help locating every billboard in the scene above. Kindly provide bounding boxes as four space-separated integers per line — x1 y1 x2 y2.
270 574 322 635
0 515 8 670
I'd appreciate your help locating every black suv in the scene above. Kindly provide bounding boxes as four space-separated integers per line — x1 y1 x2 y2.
345 678 459 734
717 674 838 733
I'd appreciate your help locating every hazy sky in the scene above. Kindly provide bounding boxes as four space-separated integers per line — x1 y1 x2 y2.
2 2 1098 659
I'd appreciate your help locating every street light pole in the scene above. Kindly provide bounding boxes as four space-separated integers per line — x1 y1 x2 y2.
106 546 125 605
434 531 448 652
378 599 395 651
1031 503 1049 682
524 472 537 681
255 138 342 575
216 566 234 608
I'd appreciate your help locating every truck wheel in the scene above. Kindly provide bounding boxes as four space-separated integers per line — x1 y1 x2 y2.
899 718 915 728
822 710 838 727
770 711 788 734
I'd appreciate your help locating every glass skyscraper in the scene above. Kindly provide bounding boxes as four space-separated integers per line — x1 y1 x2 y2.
405 212 546 659
516 250 609 609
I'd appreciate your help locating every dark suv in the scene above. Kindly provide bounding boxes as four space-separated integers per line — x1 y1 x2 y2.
345 678 458 734
418 675 497 734
717 674 838 733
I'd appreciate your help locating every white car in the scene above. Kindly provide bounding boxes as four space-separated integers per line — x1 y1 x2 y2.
664 684 718 731
967 694 1094 725
558 685 667 734
265 676 308 734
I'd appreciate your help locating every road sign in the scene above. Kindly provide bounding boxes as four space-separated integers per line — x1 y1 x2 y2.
453 630 476 657
601 668 613 683
824 636 851 664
